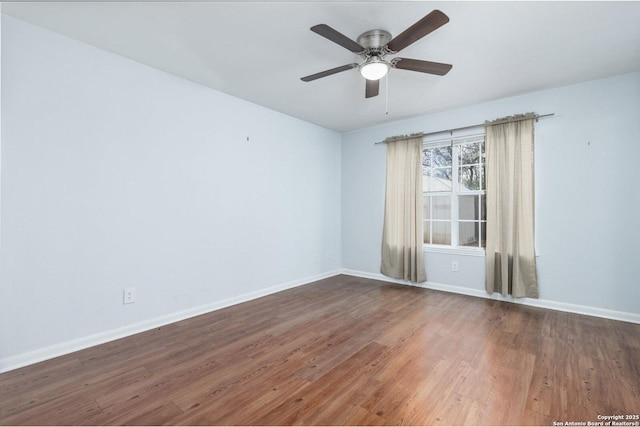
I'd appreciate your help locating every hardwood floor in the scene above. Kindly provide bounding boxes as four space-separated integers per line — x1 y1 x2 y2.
1 275 639 425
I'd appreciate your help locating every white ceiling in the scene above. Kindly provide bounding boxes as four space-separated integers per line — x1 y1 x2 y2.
3 1 640 132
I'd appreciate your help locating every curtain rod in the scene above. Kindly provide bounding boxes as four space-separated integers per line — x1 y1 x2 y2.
374 113 555 145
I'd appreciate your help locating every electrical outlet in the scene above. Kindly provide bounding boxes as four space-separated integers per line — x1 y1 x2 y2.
451 261 459 272
123 287 136 304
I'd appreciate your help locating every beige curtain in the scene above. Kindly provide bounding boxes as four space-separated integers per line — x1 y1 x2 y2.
380 134 426 283
485 114 539 298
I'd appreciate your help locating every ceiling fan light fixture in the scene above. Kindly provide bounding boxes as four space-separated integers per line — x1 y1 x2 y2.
359 58 389 81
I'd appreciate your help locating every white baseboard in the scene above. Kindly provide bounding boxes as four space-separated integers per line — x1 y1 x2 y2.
0 270 342 374
340 269 640 324
4 268 637 374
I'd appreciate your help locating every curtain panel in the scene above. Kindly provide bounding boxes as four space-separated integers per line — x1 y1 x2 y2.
380 134 427 283
484 113 538 298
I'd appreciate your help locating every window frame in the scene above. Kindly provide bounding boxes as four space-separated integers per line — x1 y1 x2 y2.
422 134 486 255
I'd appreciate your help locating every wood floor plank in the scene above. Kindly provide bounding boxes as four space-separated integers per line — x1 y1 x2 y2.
2 365 152 420
1 274 639 426
473 349 537 425
343 405 392 426
0 390 103 426
290 349 387 425
252 342 388 426
168 345 315 423
377 356 459 425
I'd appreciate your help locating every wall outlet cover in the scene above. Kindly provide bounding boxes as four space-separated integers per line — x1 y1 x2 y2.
123 287 136 304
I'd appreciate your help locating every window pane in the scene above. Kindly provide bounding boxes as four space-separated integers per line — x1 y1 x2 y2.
423 220 431 244
459 143 480 165
480 222 486 248
433 167 452 180
429 168 452 191
423 140 486 249
422 149 432 168
459 165 480 191
432 196 451 220
459 221 480 247
423 145 452 192
432 221 451 245
459 195 479 221
423 196 431 219
432 146 452 167
422 173 435 192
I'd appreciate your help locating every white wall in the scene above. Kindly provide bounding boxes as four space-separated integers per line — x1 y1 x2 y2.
342 71 640 316
0 16 342 368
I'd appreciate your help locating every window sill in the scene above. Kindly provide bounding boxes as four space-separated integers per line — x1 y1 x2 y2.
423 245 486 257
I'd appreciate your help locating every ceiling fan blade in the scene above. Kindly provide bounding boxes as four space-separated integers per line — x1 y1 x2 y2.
365 79 379 98
311 24 365 53
300 63 359 82
386 10 449 53
392 58 452 76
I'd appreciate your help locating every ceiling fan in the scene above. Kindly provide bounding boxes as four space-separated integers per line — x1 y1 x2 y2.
301 10 453 98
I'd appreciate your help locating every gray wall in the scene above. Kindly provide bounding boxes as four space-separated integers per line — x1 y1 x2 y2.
0 16 342 367
342 71 640 315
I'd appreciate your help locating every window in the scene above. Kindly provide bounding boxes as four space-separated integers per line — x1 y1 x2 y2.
422 136 486 250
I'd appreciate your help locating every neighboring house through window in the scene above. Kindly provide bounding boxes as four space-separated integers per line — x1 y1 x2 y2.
422 135 486 251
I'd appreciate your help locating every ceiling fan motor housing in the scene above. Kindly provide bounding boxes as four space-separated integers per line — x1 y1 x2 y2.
357 29 392 53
